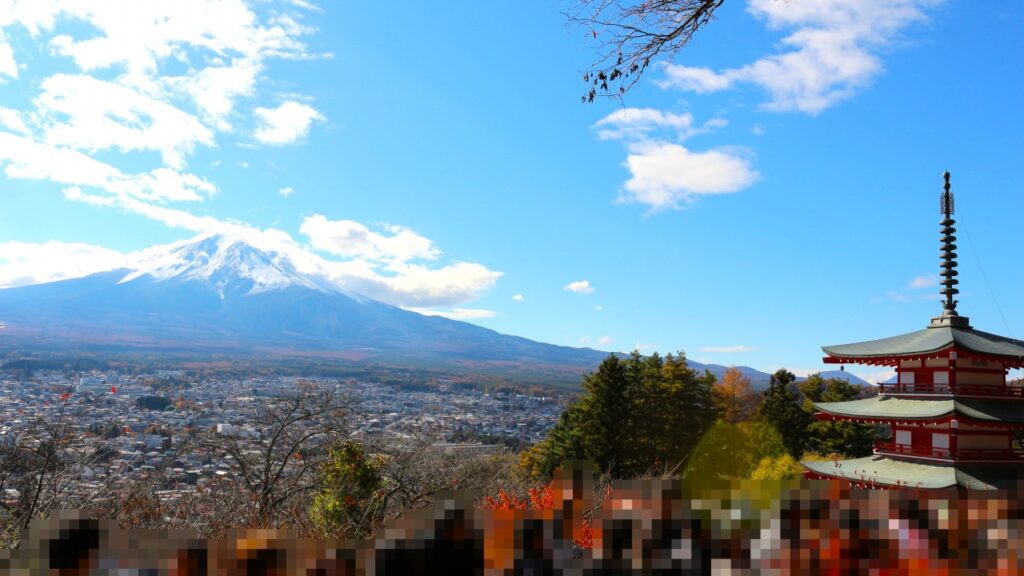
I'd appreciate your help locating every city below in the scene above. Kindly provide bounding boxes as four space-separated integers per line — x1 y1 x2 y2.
0 365 568 509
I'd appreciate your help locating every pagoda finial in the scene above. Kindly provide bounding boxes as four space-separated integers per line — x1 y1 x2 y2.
932 171 970 328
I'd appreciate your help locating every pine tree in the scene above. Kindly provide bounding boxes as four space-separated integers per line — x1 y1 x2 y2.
576 354 631 474
757 369 812 458
800 374 876 457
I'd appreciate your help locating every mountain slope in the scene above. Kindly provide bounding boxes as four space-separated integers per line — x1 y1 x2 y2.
0 234 613 377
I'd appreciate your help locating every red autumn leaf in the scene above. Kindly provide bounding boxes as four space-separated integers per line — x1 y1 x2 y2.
110 386 117 394
60 392 71 401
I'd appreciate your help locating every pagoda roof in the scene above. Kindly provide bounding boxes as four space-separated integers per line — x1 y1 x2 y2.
822 325 1024 364
802 456 956 488
813 396 1024 424
802 456 1024 489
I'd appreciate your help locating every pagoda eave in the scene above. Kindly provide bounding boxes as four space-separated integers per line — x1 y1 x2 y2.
814 412 1024 430
822 349 1024 370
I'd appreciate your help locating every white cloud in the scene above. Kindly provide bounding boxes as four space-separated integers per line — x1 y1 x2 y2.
0 240 132 288
633 342 659 352
564 280 594 294
301 214 439 262
0 2 501 314
339 261 501 307
597 336 612 346
909 275 937 289
279 186 294 197
699 345 756 353
408 307 498 321
36 74 214 169
594 304 604 311
594 107 729 143
594 108 697 141
512 293 524 301
619 141 758 209
0 107 29 134
285 0 322 10
166 58 262 131
0 132 216 203
253 101 324 145
593 107 755 210
659 0 934 114
578 335 592 345
0 33 16 79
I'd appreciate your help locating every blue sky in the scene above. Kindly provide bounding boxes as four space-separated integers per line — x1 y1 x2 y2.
0 0 1022 383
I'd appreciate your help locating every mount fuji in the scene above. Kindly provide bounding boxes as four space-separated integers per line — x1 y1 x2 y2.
0 234 615 379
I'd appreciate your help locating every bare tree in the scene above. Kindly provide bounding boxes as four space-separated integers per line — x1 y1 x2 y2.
202 391 350 528
570 0 725 101
0 398 118 536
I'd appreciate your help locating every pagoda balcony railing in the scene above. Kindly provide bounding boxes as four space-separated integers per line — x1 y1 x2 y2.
878 383 1024 398
874 441 1024 461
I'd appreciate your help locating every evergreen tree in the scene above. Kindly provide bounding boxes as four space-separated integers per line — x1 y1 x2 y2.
576 354 631 474
799 374 876 457
757 368 812 458
521 351 721 479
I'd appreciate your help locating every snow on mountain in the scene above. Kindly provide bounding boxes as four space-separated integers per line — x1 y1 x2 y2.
119 233 337 296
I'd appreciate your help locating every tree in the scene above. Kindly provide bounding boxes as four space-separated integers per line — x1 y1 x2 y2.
310 441 386 538
799 375 876 457
576 355 631 474
757 369 812 458
682 420 788 482
713 367 757 423
0 395 119 538
520 351 719 479
203 391 349 527
570 0 726 101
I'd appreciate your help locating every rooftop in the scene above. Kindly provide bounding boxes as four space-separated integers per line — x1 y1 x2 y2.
813 396 1024 424
822 325 1024 366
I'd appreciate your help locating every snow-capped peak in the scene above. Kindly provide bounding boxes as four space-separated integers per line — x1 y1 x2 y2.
119 233 335 295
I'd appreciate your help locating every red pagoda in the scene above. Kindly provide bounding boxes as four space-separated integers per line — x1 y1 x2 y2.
802 173 1024 489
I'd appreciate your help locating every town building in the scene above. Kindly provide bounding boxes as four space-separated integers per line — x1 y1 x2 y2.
802 173 1024 488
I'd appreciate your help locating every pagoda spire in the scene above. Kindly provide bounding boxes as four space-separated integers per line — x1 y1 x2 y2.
932 171 970 327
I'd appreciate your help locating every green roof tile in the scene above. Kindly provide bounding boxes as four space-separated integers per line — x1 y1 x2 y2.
822 325 1024 360
803 457 1024 489
813 397 1024 423
802 456 956 488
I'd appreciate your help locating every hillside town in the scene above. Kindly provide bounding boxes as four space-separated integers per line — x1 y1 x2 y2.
0 367 568 508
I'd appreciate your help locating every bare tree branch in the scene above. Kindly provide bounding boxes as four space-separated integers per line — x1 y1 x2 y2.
569 0 726 101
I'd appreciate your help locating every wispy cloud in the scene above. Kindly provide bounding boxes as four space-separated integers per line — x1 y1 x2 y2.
279 186 294 197
0 240 132 288
512 293 524 302
406 307 498 321
659 0 936 114
909 275 938 289
0 1 501 317
564 280 594 294
301 214 439 262
700 345 756 353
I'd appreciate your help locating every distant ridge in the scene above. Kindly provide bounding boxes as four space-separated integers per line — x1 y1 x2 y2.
0 234 613 386
0 234 869 389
